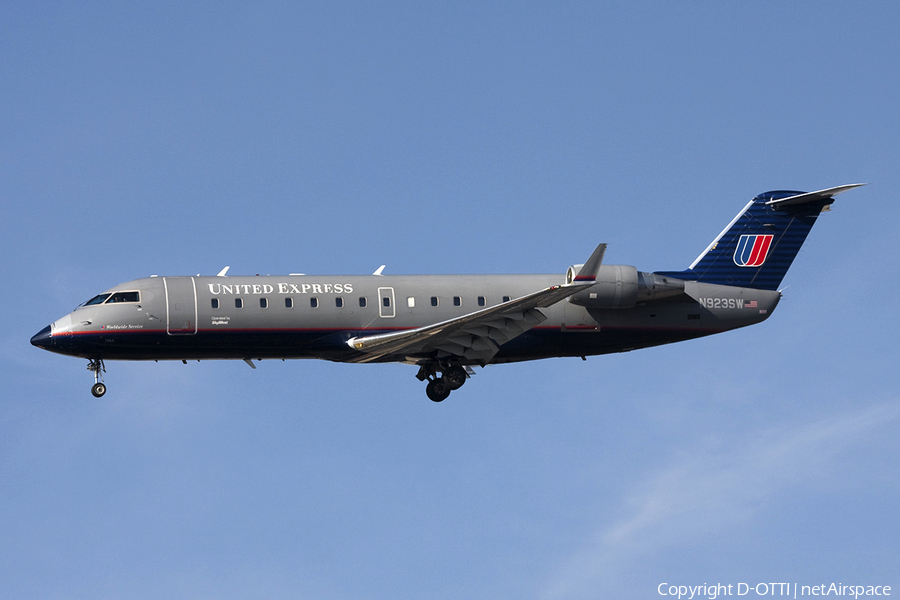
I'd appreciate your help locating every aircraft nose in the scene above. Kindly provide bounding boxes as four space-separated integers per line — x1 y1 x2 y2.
31 325 52 350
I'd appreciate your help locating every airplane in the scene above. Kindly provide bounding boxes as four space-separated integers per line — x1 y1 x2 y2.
31 184 863 402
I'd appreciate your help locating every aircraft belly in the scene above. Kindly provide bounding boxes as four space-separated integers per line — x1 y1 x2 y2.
51 328 357 361
491 325 710 362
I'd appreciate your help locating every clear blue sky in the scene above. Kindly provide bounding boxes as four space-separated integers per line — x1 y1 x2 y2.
3 2 898 598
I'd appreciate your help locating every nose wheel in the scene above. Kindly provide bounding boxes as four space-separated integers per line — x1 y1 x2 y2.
87 359 106 397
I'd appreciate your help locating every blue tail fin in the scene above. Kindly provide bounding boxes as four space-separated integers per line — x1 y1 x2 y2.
657 184 864 291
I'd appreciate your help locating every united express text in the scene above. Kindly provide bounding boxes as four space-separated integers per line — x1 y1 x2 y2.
208 282 353 296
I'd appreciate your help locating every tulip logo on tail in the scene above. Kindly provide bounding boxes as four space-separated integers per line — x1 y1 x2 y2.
733 234 773 267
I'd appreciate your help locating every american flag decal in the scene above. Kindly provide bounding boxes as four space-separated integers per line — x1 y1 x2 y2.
734 234 774 267
745 300 758 309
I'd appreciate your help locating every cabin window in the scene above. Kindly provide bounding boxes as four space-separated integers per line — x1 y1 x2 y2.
285 297 293 308
260 298 268 309
336 297 344 308
310 298 318 308
108 291 140 303
235 298 243 309
382 296 391 308
431 296 439 307
453 296 461 307
211 298 219 309
503 296 510 302
359 297 367 308
407 297 415 308
477 296 485 307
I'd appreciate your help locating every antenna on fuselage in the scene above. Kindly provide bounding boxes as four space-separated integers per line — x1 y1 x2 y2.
217 266 230 277
373 265 386 276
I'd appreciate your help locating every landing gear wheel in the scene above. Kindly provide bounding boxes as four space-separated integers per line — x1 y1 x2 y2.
426 378 451 402
444 366 467 390
87 358 106 398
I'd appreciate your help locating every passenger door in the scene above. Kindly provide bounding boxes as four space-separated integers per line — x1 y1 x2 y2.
164 277 198 334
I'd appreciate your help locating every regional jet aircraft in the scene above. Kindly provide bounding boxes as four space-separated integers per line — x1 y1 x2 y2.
31 185 863 402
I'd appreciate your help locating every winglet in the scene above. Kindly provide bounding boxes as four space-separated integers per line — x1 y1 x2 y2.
573 243 607 282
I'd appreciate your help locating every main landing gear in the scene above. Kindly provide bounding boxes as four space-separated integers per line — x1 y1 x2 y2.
87 358 106 397
418 364 469 402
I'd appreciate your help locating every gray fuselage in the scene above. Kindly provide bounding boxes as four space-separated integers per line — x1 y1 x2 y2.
37 270 780 365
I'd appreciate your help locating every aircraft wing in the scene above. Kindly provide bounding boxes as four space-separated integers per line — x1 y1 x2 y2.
346 243 607 365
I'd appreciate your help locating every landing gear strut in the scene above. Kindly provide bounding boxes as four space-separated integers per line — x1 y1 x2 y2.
88 358 106 397
417 363 469 402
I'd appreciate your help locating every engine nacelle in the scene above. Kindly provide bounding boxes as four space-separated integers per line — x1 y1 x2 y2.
565 266 686 309
635 271 685 302
567 264 640 309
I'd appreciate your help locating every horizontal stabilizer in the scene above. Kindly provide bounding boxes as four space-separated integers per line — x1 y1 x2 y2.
765 183 866 207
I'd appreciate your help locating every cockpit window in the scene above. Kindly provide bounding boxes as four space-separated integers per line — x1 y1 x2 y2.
108 291 140 303
80 291 140 307
83 293 111 306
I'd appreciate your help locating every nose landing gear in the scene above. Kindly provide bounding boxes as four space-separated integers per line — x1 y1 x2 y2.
88 359 106 397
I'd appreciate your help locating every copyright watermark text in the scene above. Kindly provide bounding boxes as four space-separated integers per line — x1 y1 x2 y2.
658 583 891 599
